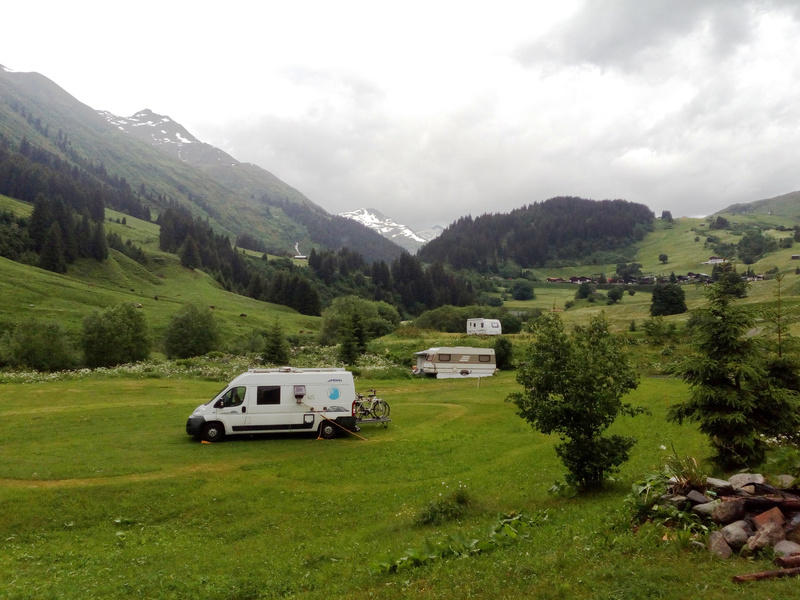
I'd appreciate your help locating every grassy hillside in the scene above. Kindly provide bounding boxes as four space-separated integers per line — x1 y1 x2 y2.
0 195 320 348
716 190 800 221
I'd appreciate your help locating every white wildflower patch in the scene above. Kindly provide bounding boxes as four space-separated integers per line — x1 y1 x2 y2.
0 348 410 384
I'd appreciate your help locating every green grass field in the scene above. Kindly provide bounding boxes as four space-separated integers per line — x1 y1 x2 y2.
0 372 795 599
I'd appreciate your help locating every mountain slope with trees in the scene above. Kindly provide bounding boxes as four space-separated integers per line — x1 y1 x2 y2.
418 196 655 272
0 66 402 263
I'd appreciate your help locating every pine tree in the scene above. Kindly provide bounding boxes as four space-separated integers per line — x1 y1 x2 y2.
668 277 800 469
39 223 67 274
28 193 53 252
179 235 201 269
338 316 360 366
90 221 108 261
262 318 290 366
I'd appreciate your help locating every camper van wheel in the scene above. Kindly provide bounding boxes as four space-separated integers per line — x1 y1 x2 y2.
319 421 336 440
202 422 225 443
460 370 470 376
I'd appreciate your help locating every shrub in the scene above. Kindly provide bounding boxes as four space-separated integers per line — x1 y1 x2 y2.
510 280 535 301
1 321 79 371
650 283 687 316
607 286 624 304
164 304 219 359
417 484 471 526
82 303 150 368
319 296 400 345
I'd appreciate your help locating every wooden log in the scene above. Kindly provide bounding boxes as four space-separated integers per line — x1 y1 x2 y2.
733 566 800 583
725 497 800 512
775 555 800 568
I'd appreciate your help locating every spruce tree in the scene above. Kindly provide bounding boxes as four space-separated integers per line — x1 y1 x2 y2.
338 317 360 365
668 277 800 469
39 223 67 274
262 319 290 366
179 235 201 269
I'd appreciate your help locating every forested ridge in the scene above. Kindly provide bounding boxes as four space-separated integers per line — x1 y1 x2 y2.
419 196 655 271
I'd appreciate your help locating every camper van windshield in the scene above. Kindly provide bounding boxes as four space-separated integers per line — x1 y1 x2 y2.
206 385 229 405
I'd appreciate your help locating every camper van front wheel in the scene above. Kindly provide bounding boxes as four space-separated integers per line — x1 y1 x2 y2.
319 421 336 440
202 422 225 443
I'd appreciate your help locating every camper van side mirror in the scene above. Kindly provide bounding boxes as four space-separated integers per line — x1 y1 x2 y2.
213 399 223 409
294 385 306 403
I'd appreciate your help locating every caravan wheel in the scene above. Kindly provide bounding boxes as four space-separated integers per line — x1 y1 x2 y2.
202 422 225 443
319 421 336 439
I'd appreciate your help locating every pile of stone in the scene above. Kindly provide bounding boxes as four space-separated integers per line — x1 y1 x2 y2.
662 472 800 561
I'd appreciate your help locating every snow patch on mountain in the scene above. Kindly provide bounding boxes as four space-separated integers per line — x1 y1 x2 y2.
98 108 235 164
415 224 445 242
339 208 442 252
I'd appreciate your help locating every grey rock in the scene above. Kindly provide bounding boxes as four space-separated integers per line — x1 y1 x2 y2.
706 477 734 495
729 473 765 489
687 490 710 505
708 531 733 558
720 520 751 550
712 499 746 524
775 474 796 489
747 521 785 551
658 494 689 509
774 540 800 557
692 500 720 520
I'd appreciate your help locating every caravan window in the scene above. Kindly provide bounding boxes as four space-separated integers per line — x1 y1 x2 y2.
257 386 281 405
479 355 491 363
438 354 451 362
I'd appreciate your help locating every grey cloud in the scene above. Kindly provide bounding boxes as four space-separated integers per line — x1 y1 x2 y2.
515 0 794 72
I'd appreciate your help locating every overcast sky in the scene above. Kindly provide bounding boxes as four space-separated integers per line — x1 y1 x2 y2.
4 1 800 229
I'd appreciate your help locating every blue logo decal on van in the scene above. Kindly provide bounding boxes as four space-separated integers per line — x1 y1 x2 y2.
327 387 340 400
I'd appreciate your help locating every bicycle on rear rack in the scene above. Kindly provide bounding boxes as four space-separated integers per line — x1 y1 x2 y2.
353 389 390 419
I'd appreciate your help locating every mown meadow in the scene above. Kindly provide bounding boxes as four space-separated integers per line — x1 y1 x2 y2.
1 369 797 599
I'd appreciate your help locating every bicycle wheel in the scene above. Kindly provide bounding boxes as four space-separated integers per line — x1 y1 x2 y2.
371 400 390 419
356 401 370 419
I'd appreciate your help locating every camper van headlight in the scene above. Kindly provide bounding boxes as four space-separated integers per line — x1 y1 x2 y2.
193 405 204 414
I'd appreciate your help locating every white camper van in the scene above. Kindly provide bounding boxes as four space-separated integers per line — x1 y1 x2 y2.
413 347 497 379
186 368 358 442
466 318 502 335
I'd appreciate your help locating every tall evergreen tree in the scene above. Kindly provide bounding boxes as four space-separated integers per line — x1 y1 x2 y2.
28 193 53 253
39 223 67 273
262 318 290 366
179 234 201 269
668 278 800 469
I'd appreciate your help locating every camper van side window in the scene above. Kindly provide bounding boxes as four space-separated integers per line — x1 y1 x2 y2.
257 386 281 405
439 354 451 362
220 386 246 407
479 355 491 362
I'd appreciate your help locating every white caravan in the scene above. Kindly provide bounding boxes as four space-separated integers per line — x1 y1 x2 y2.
413 347 497 379
466 318 502 335
186 368 358 442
